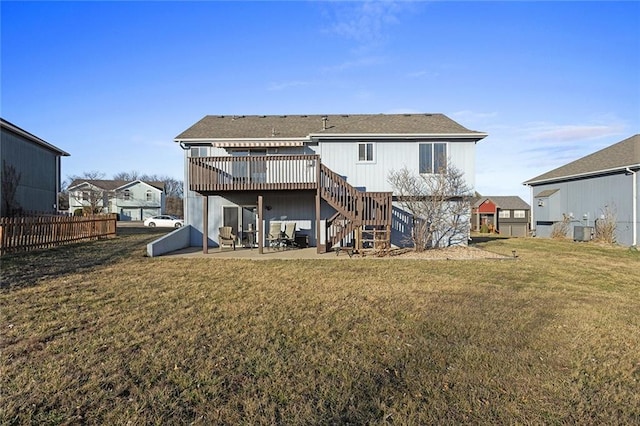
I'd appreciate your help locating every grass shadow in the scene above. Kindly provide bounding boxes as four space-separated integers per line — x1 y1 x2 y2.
0 226 170 290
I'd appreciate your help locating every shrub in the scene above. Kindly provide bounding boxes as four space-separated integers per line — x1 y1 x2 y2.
550 214 571 239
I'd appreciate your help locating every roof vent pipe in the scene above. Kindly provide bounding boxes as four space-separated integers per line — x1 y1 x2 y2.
322 116 328 130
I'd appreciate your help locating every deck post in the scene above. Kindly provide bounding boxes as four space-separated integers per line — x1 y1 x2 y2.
258 195 264 254
316 194 323 254
316 159 323 254
202 195 208 254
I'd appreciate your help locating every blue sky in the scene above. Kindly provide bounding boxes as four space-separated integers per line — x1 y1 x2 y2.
2 1 639 201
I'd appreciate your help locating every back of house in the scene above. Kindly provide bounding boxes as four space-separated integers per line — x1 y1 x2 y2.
154 113 487 256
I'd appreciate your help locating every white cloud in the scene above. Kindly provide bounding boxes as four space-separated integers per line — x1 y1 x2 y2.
406 70 439 79
472 116 631 199
523 124 626 142
326 1 403 44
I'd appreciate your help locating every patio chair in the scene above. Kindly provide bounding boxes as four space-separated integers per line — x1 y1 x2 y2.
218 226 236 251
281 222 297 249
267 221 283 250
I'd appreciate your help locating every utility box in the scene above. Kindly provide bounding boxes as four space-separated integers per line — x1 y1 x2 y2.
574 226 593 242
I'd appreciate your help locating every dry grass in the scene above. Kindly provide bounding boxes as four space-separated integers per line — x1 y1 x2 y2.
1 230 639 424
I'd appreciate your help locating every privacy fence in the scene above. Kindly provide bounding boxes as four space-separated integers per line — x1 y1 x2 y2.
0 214 117 256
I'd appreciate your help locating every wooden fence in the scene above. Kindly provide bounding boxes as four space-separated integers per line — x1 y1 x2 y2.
0 214 117 256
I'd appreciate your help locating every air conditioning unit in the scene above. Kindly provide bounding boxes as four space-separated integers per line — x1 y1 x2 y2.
573 226 593 242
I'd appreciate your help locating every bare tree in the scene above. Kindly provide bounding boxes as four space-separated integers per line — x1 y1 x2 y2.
550 214 571 239
112 170 142 181
594 205 617 244
388 164 472 251
2 160 22 216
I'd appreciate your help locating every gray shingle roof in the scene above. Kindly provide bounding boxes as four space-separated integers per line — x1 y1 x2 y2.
175 114 486 140
68 180 165 191
524 134 640 185
473 196 530 210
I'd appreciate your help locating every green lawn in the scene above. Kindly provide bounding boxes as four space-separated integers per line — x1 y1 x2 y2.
1 230 639 424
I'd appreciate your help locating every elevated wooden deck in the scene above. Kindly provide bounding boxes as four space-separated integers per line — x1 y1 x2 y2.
189 155 319 192
189 155 392 253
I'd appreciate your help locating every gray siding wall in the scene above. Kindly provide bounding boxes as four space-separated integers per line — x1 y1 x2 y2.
531 172 639 246
1 129 60 213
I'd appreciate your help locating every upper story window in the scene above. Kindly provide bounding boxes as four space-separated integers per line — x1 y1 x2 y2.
514 210 526 218
499 210 511 219
123 189 131 201
358 142 374 163
419 143 447 174
190 146 209 157
146 190 153 201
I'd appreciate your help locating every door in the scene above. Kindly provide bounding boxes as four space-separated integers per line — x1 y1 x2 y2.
223 205 258 247
241 206 258 247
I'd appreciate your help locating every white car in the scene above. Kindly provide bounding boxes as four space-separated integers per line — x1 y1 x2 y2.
144 215 184 228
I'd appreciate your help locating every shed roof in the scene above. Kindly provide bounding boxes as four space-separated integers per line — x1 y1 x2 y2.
175 114 487 140
473 196 530 210
524 134 640 185
534 189 559 198
1 118 70 156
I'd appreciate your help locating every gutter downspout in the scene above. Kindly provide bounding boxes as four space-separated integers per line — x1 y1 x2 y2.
626 168 638 247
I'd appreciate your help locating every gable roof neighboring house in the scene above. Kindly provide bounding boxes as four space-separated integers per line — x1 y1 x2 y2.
175 114 487 142
68 179 165 192
524 134 640 185
1 118 70 157
68 179 166 220
473 195 530 210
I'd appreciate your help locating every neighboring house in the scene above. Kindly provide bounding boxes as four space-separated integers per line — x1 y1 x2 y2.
154 113 486 255
471 195 531 237
523 134 639 246
67 179 166 220
1 118 70 215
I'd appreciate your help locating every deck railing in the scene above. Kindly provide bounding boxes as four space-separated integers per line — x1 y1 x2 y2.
189 155 320 192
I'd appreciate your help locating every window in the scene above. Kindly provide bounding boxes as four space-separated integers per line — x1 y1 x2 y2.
499 210 511 219
146 190 153 201
514 210 526 218
419 143 447 174
123 189 131 200
82 191 89 201
190 146 208 157
358 142 374 162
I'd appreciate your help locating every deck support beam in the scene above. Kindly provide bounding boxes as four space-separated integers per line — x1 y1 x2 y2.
202 195 208 254
258 195 264 254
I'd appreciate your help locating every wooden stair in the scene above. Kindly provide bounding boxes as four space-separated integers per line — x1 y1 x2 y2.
319 164 391 253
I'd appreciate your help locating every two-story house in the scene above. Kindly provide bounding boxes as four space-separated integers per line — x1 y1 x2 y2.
1 118 70 216
148 114 486 256
67 179 165 220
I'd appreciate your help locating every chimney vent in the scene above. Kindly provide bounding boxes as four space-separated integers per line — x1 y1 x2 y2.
322 116 328 130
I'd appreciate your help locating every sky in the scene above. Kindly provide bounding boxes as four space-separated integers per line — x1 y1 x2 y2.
1 0 639 202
